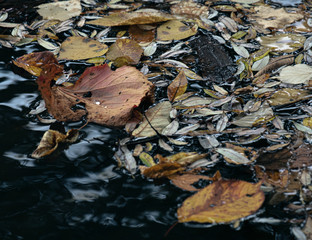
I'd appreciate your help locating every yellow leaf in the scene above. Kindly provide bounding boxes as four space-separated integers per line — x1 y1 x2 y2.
58 36 108 60
157 20 197 41
31 129 79 159
177 180 264 223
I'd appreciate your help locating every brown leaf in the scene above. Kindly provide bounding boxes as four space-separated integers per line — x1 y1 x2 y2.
13 51 63 77
268 88 311 106
256 148 291 170
254 166 288 188
139 162 184 179
129 25 155 44
58 36 108 60
31 129 79 159
177 180 264 223
170 0 209 18
170 174 210 192
37 62 154 126
291 144 312 168
167 71 188 102
87 10 175 27
106 38 143 67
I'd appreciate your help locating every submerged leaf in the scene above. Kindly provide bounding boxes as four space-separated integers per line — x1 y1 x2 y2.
177 180 264 223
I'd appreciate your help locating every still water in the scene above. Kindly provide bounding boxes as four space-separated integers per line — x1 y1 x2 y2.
0 1 295 240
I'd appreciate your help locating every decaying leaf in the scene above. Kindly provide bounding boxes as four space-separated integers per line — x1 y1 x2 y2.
132 101 172 137
31 129 79 159
106 38 143 67
170 174 210 192
268 88 311 106
129 25 155 44
157 20 197 41
177 180 264 223
278 64 312 85
167 71 188 102
37 0 82 21
58 36 108 60
18 52 154 127
87 9 175 27
139 162 184 179
248 5 304 30
13 51 63 77
170 0 209 18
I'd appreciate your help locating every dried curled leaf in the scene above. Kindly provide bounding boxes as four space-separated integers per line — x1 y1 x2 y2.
31 129 79 159
177 180 264 223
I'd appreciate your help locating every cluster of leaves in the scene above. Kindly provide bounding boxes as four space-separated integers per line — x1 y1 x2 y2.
3 0 312 237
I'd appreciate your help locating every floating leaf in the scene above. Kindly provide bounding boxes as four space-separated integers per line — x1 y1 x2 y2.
167 71 188 102
58 36 108 60
231 42 249 58
87 9 175 27
31 129 79 159
115 145 137 174
258 33 305 53
129 25 155 44
216 148 251 164
157 20 197 41
37 0 82 21
177 180 264 223
139 162 184 179
139 152 156 167
132 101 172 137
170 174 210 192
13 51 63 77
278 64 312 84
248 5 303 30
268 88 311 106
294 122 312 134
106 38 143 67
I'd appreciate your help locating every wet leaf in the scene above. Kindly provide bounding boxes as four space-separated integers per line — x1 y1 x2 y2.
115 145 137 174
31 129 79 159
129 25 155 44
248 5 303 30
13 51 63 77
139 152 156 167
157 20 197 41
170 0 209 18
291 144 312 168
58 36 108 60
170 174 210 192
106 38 143 67
161 120 179 136
167 71 188 102
278 64 312 85
231 42 249 58
294 122 312 134
216 148 251 165
37 0 82 21
87 9 175 27
251 55 269 71
132 101 172 137
268 88 311 106
37 62 153 126
258 33 305 53
303 217 312 239
177 180 264 223
139 162 184 179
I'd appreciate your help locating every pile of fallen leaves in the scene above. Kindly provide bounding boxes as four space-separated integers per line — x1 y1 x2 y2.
3 0 312 237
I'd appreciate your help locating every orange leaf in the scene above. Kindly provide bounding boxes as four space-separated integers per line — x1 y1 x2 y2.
177 180 264 223
129 25 155 44
13 51 63 77
167 71 188 102
106 39 143 67
36 62 154 127
140 162 184 179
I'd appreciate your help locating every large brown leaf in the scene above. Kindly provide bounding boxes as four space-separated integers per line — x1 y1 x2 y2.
177 180 264 223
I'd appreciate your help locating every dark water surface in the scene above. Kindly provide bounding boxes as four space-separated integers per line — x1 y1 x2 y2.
0 1 296 240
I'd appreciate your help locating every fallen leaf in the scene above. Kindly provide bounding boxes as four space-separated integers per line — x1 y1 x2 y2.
139 162 184 179
129 25 155 44
115 145 137 174
106 38 143 67
170 0 209 18
248 5 303 30
170 174 210 192
257 33 305 53
177 180 264 223
268 88 311 106
132 101 172 137
278 64 312 84
31 129 79 159
167 71 188 102
35 61 154 126
303 217 312 239
139 152 156 167
231 42 249 58
87 9 175 27
216 148 251 164
37 0 82 21
58 36 108 60
157 20 197 41
13 51 63 77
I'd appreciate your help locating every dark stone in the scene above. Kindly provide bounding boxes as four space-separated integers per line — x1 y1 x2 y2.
190 35 236 82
